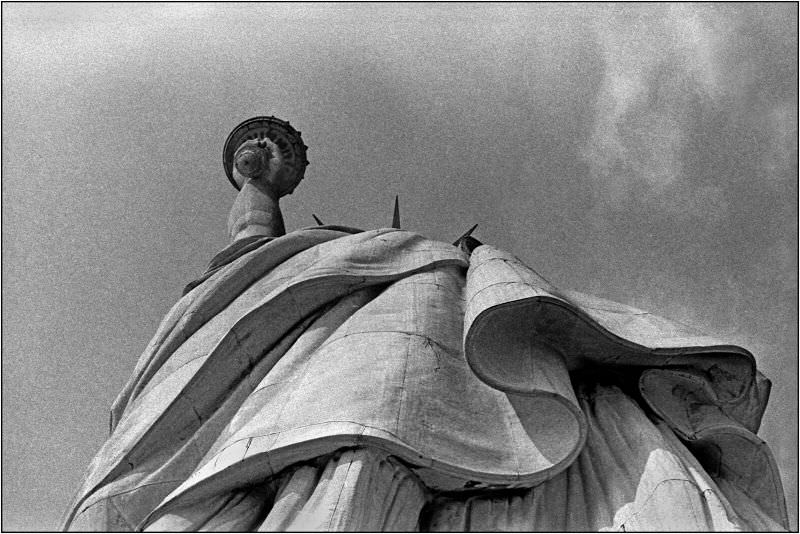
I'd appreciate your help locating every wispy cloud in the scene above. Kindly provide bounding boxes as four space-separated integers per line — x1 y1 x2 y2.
582 5 731 219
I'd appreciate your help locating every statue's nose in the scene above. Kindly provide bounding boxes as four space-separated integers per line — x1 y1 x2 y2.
234 146 269 178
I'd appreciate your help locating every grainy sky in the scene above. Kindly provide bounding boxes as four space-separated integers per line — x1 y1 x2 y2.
2 3 797 530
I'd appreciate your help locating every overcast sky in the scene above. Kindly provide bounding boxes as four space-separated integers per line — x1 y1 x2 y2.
2 3 797 530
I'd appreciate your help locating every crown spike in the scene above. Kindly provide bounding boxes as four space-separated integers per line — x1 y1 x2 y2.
452 224 479 245
391 196 401 229
312 214 324 226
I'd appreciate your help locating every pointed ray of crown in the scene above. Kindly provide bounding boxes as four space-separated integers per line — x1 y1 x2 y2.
453 224 482 254
392 195 401 229
223 116 310 194
452 224 478 245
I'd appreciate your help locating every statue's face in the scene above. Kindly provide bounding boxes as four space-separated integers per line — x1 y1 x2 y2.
232 137 284 190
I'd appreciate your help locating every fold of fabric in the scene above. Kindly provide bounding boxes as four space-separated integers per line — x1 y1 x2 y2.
137 386 785 532
66 307 328 532
422 383 784 532
143 448 427 532
182 225 367 295
144 484 274 532
258 448 426 531
460 244 786 528
110 228 356 429
143 264 588 526
64 229 787 531
639 368 787 526
64 229 467 530
464 245 758 408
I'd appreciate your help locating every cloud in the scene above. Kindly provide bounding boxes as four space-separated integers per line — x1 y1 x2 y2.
581 5 732 220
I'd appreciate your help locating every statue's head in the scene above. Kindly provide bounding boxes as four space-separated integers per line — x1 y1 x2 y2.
223 116 309 196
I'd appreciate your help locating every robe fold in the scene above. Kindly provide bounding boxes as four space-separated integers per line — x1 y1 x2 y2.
63 227 787 531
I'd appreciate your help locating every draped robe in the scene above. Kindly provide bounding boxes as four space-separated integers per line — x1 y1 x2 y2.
63 227 788 531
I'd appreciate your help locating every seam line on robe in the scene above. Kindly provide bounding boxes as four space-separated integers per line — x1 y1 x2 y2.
126 279 364 426
99 315 314 513
132 240 310 399
123 352 211 419
267 314 339 436
327 451 357 530
149 233 455 398
189 421 421 477
313 330 461 360
78 479 184 514
133 251 465 409
626 477 711 527
390 279 466 302
394 338 412 436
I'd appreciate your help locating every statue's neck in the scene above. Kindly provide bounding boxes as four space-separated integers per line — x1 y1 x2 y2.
227 179 285 242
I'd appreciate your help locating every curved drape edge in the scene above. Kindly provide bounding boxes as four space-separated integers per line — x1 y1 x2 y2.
64 230 468 530
463 244 760 418
640 368 788 528
66 233 785 531
109 228 358 431
461 244 782 528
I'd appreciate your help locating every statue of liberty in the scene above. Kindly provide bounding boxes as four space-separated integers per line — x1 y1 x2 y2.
63 117 788 531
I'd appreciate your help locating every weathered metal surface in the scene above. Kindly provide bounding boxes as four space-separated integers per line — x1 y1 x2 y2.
64 228 787 531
